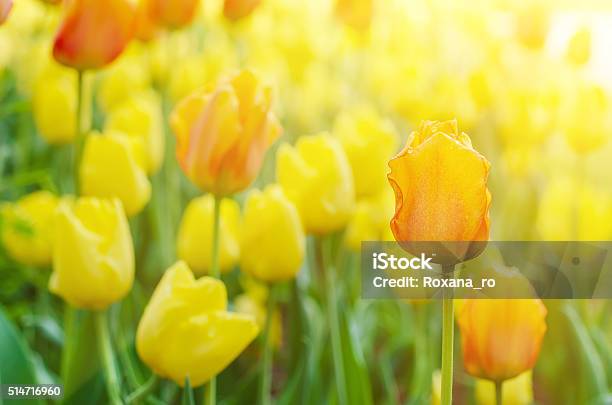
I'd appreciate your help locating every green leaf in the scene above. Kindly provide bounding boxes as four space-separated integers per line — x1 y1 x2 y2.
0 306 43 405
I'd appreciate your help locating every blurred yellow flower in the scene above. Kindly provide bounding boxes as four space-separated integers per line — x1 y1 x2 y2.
561 82 611 155
475 370 533 405
388 120 490 263
241 185 305 282
335 0 373 31
79 132 152 217
536 177 612 240
49 197 134 309
171 69 281 196
97 49 151 112
276 133 355 235
105 90 165 174
515 2 550 50
457 299 547 382
333 106 398 197
136 261 259 387
32 63 77 145
566 26 591 67
167 54 207 103
235 291 282 348
177 195 240 275
1 191 58 267
344 187 394 251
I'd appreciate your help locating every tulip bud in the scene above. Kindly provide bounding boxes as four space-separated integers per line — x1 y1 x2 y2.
32 63 77 145
566 26 591 66
335 0 373 31
147 0 199 30
223 0 261 20
235 292 282 348
333 106 398 197
105 90 164 174
134 0 158 42
0 0 12 24
241 185 305 282
1 191 59 267
97 50 151 113
344 187 394 251
515 2 550 50
276 133 355 235
475 370 533 405
136 261 259 386
388 120 490 264
53 0 135 70
49 197 134 309
177 195 240 275
171 69 281 196
79 132 152 217
457 299 547 382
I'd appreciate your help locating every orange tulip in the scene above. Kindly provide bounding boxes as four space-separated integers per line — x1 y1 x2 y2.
0 0 12 24
147 0 199 30
388 120 490 264
457 299 547 382
170 70 281 196
224 0 261 20
335 0 373 31
134 0 159 42
53 0 135 70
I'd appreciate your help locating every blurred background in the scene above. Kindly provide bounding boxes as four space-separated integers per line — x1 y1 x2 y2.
1 0 611 404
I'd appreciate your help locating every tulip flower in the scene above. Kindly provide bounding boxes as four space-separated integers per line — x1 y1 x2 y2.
388 120 491 263
235 291 282 348
177 195 240 275
105 91 164 174
344 187 394 251
224 0 261 20
0 0 12 24
49 197 134 309
566 26 591 66
241 185 305 282
52 0 135 70
457 299 547 382
134 0 158 42
97 50 151 113
1 191 59 267
276 133 355 235
171 69 282 196
335 0 373 31
333 106 398 197
32 63 77 145
475 371 533 405
147 0 199 30
515 2 550 50
136 261 259 387
79 131 152 217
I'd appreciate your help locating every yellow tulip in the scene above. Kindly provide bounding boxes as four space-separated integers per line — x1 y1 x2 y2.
49 197 134 309
177 195 240 275
1 191 59 267
333 106 398 197
235 291 282 348
167 54 207 103
457 299 547 382
536 177 612 240
566 26 591 66
335 0 373 31
388 120 490 264
79 131 151 217
32 62 77 145
561 82 610 155
344 187 394 251
515 2 550 50
136 261 259 386
171 69 281 196
241 185 305 282
276 133 355 235
97 49 150 112
475 370 533 405
104 90 164 174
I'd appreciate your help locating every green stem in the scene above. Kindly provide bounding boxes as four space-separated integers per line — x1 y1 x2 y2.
440 266 455 405
260 284 278 405
126 375 158 404
205 195 223 405
95 311 123 405
183 377 195 405
495 380 503 405
410 305 429 403
318 237 348 405
60 307 79 392
73 70 86 195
